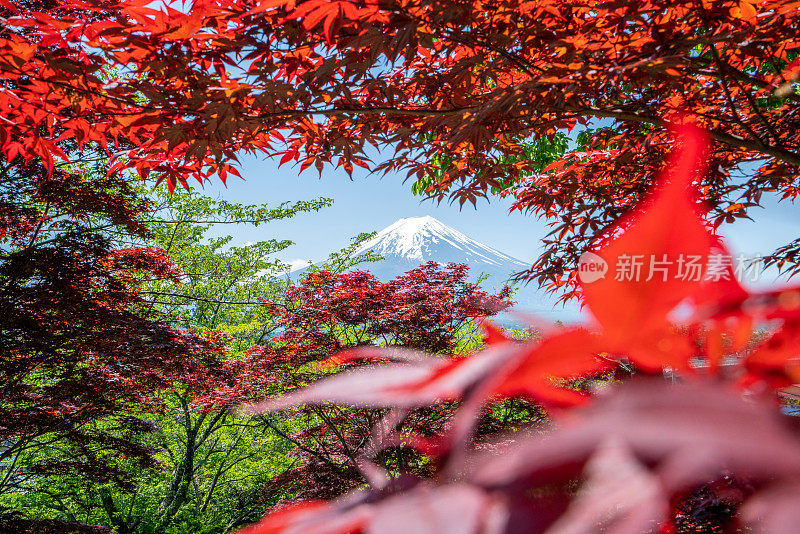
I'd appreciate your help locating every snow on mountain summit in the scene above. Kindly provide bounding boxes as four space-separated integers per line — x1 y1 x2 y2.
355 216 527 269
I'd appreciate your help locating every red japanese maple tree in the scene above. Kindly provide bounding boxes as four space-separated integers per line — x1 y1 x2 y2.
201 263 513 505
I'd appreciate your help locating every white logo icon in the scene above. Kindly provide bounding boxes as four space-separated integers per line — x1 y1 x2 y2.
577 252 608 284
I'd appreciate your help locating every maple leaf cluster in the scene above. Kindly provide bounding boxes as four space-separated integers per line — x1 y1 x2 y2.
235 125 800 533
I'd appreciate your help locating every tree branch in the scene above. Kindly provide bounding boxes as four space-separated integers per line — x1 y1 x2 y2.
252 105 476 120
579 107 800 167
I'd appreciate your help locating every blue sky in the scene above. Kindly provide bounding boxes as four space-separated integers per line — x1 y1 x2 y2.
202 151 800 289
203 152 553 266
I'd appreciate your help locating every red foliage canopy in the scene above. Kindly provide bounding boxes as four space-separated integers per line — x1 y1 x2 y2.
2 0 798 282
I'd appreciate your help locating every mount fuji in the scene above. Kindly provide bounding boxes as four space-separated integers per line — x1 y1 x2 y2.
293 216 579 321
352 216 528 282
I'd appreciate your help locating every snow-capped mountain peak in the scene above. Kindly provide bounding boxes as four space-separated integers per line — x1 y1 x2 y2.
355 216 527 268
290 215 580 320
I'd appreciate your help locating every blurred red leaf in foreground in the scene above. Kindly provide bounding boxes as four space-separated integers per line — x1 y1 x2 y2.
241 382 800 533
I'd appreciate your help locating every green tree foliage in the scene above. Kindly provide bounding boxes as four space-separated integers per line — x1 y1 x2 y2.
137 189 332 345
412 133 570 198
